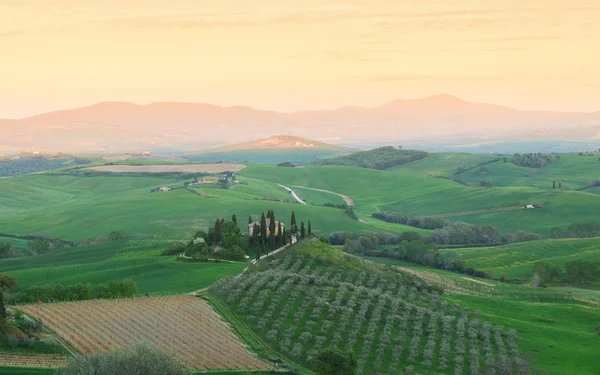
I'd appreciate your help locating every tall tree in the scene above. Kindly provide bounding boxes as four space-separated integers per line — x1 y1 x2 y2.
0 291 6 320
308 221 312 237
291 211 297 234
214 219 221 244
232 214 237 225
269 219 276 251
248 215 253 225
559 182 562 189
553 181 556 190
301 221 306 238
277 222 283 247
252 224 260 247
260 212 267 249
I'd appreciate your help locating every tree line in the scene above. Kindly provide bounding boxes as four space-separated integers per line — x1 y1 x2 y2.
311 146 427 169
511 153 559 168
167 210 313 262
6 279 138 304
373 212 542 245
0 157 91 177
550 221 600 239
531 260 600 287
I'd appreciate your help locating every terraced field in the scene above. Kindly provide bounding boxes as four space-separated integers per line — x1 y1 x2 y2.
20 296 272 370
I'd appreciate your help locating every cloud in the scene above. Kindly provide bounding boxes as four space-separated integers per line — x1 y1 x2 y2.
358 74 500 82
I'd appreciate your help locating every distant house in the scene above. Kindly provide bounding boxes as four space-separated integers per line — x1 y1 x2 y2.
200 176 220 184
526 204 534 209
248 219 285 237
159 187 171 192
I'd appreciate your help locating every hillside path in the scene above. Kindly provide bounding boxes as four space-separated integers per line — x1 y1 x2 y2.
293 185 356 206
277 184 307 205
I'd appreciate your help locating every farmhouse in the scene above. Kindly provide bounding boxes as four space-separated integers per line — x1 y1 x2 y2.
200 176 220 184
248 219 285 237
526 204 534 209
159 187 171 192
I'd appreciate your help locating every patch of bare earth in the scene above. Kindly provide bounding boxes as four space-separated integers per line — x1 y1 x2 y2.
86 163 246 173
20 296 272 370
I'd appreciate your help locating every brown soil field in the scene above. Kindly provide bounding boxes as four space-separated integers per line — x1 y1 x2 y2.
20 296 272 370
0 353 67 368
86 163 246 173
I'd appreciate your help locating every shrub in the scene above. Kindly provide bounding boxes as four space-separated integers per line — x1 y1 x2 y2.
60 343 188 375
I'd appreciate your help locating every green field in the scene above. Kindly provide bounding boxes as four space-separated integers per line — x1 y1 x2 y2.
240 163 600 235
365 256 600 375
441 238 600 281
0 239 244 295
0 236 30 254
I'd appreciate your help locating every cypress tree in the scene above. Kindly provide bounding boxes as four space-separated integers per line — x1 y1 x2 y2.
0 292 6 320
232 214 237 225
221 218 225 225
252 224 259 247
214 219 221 244
308 221 312 237
291 211 297 234
277 222 283 247
300 221 306 238
248 215 253 225
260 212 267 249
269 219 276 250
553 181 556 190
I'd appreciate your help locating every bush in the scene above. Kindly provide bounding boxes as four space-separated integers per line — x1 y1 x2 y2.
60 343 188 375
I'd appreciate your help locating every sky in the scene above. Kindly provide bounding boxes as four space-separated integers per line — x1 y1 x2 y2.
1 0 599 118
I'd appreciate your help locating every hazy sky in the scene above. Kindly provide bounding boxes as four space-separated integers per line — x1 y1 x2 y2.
1 0 599 118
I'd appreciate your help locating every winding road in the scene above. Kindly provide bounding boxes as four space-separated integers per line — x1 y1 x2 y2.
277 184 307 205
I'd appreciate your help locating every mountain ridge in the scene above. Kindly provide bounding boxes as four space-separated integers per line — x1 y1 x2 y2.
2 94 599 154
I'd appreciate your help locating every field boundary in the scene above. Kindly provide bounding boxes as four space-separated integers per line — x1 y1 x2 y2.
422 205 523 218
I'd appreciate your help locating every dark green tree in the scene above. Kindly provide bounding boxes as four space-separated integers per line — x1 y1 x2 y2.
0 291 5 320
232 214 237 225
308 221 312 237
553 181 556 189
559 182 562 189
291 211 297 234
260 212 267 249
269 219 276 251
214 219 222 244
300 221 306 238
252 224 260 247
277 222 283 247
312 348 357 375
248 215 253 225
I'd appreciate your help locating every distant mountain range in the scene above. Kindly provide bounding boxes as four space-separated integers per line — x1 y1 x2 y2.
1 94 599 155
210 135 354 152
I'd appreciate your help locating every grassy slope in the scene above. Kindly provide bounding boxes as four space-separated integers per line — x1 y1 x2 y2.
0 237 30 253
240 164 600 235
0 239 244 294
185 149 349 164
365 256 600 375
0 174 370 240
442 238 600 281
455 154 600 190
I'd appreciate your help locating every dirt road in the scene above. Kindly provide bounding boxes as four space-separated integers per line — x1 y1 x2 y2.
293 186 356 206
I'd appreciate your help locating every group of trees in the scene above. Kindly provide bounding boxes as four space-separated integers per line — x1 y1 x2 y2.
511 153 559 168
1 274 18 335
174 211 313 261
311 147 427 169
329 230 423 250
0 157 90 177
0 242 20 259
531 260 600 287
551 221 600 238
373 212 543 245
10 280 138 304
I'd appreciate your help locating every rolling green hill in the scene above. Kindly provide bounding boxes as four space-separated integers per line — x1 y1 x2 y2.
443 238 600 281
209 240 531 375
0 239 244 295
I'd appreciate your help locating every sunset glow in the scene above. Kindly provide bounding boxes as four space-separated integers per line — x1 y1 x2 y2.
1 0 599 118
